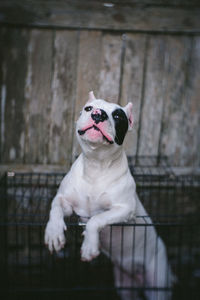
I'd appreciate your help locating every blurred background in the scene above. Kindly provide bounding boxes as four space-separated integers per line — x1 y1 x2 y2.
0 0 200 172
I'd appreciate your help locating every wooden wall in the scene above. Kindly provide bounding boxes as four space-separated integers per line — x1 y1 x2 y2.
0 1 200 169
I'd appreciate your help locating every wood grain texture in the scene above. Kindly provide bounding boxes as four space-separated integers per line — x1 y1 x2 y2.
49 30 78 167
0 28 5 162
72 30 102 159
98 33 122 102
73 33 123 158
119 34 146 156
0 27 28 163
138 35 168 156
159 36 200 166
0 1 200 33
192 37 200 166
74 31 102 116
0 25 200 168
23 29 53 164
179 37 200 166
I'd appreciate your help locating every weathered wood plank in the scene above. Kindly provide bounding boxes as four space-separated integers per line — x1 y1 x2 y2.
159 36 200 166
119 34 146 156
98 33 122 102
1 164 199 178
24 29 53 164
0 1 200 33
180 37 200 166
75 31 102 114
192 37 200 166
138 35 168 156
49 30 79 167
0 26 199 168
0 27 28 163
73 33 122 159
0 27 6 162
72 30 102 159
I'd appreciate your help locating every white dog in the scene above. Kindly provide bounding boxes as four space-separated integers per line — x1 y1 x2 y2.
45 91 174 299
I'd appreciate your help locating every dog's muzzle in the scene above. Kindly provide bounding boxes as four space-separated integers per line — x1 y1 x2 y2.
78 125 114 144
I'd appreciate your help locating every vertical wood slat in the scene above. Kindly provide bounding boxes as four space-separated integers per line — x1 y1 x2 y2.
120 34 146 156
0 27 5 162
98 33 122 103
190 37 200 166
158 36 192 166
0 28 28 163
73 32 123 159
49 30 78 167
24 29 53 164
138 35 168 157
159 36 200 166
72 31 102 159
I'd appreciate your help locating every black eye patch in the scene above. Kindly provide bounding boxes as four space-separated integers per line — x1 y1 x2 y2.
112 109 128 145
84 106 93 112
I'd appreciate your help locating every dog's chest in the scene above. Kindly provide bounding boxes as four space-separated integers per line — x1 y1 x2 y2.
72 183 111 217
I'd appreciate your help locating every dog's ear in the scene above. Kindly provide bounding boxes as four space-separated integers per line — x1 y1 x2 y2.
124 102 133 130
88 91 96 103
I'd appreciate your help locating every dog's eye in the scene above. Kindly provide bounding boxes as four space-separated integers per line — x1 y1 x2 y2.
113 113 123 120
112 109 127 123
84 106 93 112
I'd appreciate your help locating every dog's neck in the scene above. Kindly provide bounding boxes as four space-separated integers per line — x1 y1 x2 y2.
80 143 127 180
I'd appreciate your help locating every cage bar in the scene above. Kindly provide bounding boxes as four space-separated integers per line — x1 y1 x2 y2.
0 156 200 300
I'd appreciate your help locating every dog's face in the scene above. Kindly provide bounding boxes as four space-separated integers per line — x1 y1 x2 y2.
76 92 133 149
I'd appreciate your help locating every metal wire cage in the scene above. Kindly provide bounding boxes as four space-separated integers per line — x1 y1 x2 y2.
0 156 200 300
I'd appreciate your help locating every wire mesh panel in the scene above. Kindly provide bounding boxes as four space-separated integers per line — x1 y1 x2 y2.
0 157 200 300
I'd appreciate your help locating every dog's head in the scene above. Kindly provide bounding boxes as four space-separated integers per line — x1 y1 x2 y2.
76 92 133 151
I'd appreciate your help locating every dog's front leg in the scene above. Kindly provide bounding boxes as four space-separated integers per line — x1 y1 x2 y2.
45 194 73 253
81 206 132 261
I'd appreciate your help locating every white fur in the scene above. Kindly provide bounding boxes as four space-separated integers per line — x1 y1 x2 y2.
45 92 174 299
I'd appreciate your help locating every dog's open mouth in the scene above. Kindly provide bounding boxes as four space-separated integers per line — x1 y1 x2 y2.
78 125 113 144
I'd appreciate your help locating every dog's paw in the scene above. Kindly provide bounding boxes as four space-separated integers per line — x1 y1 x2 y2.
44 219 66 253
81 237 100 261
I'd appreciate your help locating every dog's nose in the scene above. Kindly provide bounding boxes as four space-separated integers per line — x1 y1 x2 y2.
91 109 108 124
